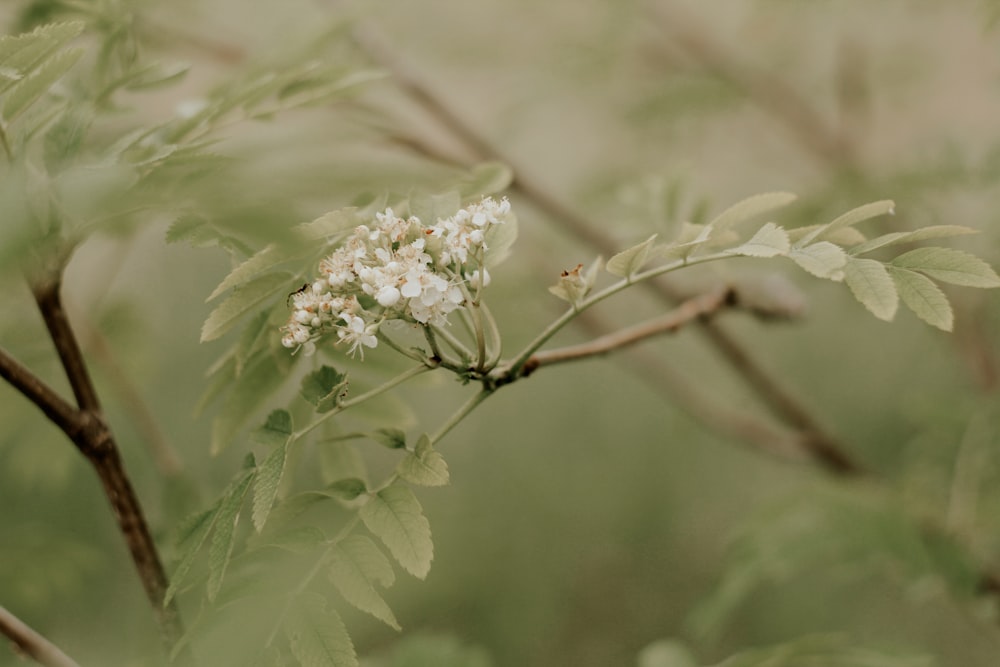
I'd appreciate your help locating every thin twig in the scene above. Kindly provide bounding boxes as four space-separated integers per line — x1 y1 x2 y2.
530 287 733 369
0 605 80 667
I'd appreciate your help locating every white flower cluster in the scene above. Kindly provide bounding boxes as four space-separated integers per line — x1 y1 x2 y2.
281 196 512 357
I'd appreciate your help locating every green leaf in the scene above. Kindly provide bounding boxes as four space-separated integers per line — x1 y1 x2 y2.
606 234 658 277
637 639 699 667
371 428 407 449
252 440 289 533
322 478 368 502
360 484 433 579
210 351 294 455
483 206 519 268
329 535 400 630
300 365 349 413
3 46 82 123
201 272 293 342
164 503 222 607
843 258 898 321
798 199 895 247
788 242 847 281
889 267 954 331
891 247 1000 288
252 409 293 448
0 22 84 95
409 189 460 225
725 222 790 258
707 192 797 233
396 434 450 487
457 161 513 198
122 61 191 91
207 468 255 601
208 244 299 301
849 225 978 256
285 592 358 667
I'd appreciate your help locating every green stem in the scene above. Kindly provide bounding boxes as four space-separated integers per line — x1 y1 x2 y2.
502 251 733 375
292 363 432 440
430 387 492 445
428 323 473 363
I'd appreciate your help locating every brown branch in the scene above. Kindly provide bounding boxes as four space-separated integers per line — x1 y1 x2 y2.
531 287 734 369
347 18 863 477
0 605 80 667
18 273 186 653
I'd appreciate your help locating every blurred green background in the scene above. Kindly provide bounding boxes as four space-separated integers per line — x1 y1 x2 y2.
2 1 1000 665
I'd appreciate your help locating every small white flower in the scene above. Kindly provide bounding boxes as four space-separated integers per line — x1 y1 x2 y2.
376 285 401 307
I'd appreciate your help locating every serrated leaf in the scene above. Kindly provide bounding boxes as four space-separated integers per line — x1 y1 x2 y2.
3 47 82 123
300 365 349 413
201 272 292 342
208 244 299 301
707 192 797 233
329 535 400 630
844 258 898 321
252 409 293 448
252 440 289 533
396 434 450 487
890 267 953 331
788 242 847 281
607 234 658 277
207 469 255 601
725 222 790 258
211 351 294 455
798 199 895 247
285 593 358 667
849 225 978 256
360 484 433 579
892 247 1000 288
164 503 222 607
0 22 84 95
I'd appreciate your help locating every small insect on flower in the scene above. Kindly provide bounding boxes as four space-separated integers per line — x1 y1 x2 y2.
286 283 309 307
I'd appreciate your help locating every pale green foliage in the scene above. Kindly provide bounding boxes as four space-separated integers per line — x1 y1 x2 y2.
600 194 997 332
396 434 450 487
360 484 434 580
606 233 658 277
285 593 358 667
329 535 400 630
